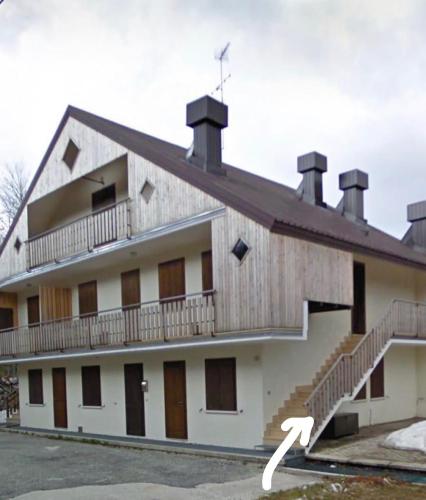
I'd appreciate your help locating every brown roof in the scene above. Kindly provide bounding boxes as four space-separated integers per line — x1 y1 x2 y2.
2 105 426 270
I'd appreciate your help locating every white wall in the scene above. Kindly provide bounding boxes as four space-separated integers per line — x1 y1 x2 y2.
19 344 264 449
416 347 426 418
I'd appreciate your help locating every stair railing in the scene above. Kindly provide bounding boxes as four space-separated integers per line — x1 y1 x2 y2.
305 299 426 443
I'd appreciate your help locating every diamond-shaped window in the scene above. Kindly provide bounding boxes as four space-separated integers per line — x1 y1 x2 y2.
63 139 80 170
141 180 155 204
14 237 22 253
232 238 249 262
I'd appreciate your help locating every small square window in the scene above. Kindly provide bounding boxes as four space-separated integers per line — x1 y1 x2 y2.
141 180 155 204
232 238 249 262
14 237 22 253
63 139 80 170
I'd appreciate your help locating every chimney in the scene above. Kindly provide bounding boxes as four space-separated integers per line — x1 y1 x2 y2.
403 201 426 250
338 169 369 222
186 95 228 175
297 152 327 206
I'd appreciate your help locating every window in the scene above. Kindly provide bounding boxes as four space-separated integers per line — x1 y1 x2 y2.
63 139 80 170
141 180 155 204
231 238 249 262
92 184 116 212
28 369 43 405
14 237 21 253
201 250 213 292
370 359 385 398
205 358 237 411
81 366 102 406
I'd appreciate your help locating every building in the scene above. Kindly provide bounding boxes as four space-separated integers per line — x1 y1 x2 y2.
0 96 425 451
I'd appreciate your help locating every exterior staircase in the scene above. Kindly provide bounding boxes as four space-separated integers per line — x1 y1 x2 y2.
0 381 19 426
264 299 426 451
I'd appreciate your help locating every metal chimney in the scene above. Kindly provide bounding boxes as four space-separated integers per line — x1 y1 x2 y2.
186 95 228 175
297 152 327 206
403 201 426 250
338 169 369 222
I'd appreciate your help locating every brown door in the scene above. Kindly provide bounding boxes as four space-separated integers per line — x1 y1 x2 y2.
201 250 213 293
52 367 68 428
164 361 187 439
27 296 40 326
0 308 14 331
352 262 366 334
78 281 98 318
121 270 141 342
158 258 185 302
124 363 145 436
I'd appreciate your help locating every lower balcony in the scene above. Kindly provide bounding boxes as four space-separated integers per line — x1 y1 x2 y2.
0 291 215 359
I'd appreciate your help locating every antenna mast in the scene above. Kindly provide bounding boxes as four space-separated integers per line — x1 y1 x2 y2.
214 42 231 103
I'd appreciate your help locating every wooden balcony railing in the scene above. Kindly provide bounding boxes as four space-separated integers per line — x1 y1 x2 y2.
25 199 131 269
305 299 426 446
0 291 215 358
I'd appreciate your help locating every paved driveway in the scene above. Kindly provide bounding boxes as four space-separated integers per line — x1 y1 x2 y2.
0 431 318 499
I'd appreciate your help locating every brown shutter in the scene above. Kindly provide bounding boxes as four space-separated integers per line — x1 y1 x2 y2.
202 250 213 292
81 365 102 406
121 270 141 308
28 369 43 405
0 308 14 331
205 358 237 411
370 358 385 398
352 262 366 334
78 281 98 317
158 258 186 301
27 296 40 326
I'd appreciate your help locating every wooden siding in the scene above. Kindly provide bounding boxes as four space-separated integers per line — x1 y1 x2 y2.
212 208 353 333
127 152 222 235
39 287 72 322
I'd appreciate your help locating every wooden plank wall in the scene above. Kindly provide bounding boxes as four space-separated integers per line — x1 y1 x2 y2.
212 208 353 333
128 153 223 235
0 292 18 327
39 286 72 322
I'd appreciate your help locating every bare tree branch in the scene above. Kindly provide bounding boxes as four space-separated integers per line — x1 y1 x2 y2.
0 163 29 241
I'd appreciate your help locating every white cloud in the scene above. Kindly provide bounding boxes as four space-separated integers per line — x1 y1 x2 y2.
1 0 426 237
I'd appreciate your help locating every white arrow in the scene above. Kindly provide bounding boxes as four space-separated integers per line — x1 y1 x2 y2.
262 416 314 491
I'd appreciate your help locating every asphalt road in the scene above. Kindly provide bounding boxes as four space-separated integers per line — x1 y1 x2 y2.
0 431 265 499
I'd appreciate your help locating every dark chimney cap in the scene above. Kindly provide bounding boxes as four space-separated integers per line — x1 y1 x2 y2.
297 152 327 174
339 169 369 191
186 95 228 129
407 200 426 222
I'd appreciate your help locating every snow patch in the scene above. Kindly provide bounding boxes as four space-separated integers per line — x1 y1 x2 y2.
383 421 426 454
0 410 6 424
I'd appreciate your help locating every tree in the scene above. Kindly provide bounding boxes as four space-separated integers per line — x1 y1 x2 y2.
0 163 29 241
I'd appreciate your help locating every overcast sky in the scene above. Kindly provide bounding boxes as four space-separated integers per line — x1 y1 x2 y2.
1 0 426 238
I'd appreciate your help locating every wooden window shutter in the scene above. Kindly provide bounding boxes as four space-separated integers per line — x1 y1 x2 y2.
81 366 102 406
370 358 385 398
201 250 213 292
205 358 237 411
354 382 367 401
78 281 98 318
28 369 43 405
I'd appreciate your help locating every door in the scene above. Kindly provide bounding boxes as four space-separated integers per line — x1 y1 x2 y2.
0 308 14 332
92 184 117 246
27 296 40 326
52 367 68 428
201 250 213 293
121 270 141 342
352 262 366 334
164 361 187 439
158 258 186 302
124 363 145 436
78 281 98 318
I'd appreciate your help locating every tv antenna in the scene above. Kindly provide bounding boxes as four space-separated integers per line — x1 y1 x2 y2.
213 42 231 102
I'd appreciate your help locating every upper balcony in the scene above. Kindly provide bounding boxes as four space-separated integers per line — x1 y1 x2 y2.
25 156 129 270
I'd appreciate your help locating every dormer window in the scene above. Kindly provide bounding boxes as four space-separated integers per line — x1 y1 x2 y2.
63 139 80 170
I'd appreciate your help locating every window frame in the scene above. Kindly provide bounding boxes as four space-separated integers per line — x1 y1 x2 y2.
205 357 237 412
28 369 44 405
81 365 102 407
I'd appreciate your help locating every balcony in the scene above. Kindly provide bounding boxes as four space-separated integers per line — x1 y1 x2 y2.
25 199 131 269
0 291 215 359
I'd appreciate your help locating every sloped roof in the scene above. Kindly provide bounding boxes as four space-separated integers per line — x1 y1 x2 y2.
2 105 426 270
